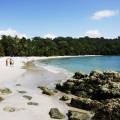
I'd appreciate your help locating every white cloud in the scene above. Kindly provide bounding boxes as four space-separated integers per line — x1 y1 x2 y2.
44 33 57 39
0 28 27 38
85 30 102 38
91 10 119 20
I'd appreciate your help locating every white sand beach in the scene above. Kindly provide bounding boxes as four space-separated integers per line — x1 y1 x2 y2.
0 56 90 120
0 56 93 120
0 57 65 120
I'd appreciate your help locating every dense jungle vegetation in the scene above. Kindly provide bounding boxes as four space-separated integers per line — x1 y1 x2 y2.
0 35 120 56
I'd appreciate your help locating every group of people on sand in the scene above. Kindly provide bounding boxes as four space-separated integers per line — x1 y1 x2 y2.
6 58 14 66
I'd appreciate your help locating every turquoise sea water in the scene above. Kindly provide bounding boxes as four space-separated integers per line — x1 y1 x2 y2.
39 56 120 73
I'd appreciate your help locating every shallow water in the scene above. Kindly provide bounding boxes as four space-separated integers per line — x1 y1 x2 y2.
39 56 120 73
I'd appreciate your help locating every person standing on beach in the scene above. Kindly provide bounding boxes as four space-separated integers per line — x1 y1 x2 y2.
6 58 9 66
10 58 14 66
5 58 14 66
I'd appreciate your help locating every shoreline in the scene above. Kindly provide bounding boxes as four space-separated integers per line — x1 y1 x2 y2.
0 56 89 120
0 55 117 120
0 57 68 120
0 55 101 83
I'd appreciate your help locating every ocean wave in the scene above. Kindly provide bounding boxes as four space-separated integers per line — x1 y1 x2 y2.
33 61 73 78
32 55 102 75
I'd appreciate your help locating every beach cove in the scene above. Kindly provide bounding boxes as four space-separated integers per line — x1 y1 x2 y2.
0 56 92 120
0 56 120 120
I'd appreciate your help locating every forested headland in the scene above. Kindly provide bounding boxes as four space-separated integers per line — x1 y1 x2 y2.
0 35 120 56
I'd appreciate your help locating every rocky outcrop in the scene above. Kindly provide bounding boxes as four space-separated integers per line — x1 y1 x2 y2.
103 71 120 81
92 81 120 100
73 72 87 79
49 108 65 119
56 80 75 94
56 71 120 100
67 110 91 120
89 70 104 78
56 70 120 119
70 97 103 111
92 98 120 120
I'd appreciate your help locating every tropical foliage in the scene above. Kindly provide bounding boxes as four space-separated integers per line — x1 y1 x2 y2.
0 35 120 56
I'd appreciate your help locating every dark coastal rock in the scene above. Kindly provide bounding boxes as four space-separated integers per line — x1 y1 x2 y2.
92 81 120 100
73 72 87 79
103 71 120 80
3 106 25 112
18 91 27 94
70 97 103 111
68 110 91 120
56 71 120 100
38 86 54 96
0 88 12 95
16 84 21 86
104 98 120 106
60 95 70 101
3 107 16 112
42 89 54 96
56 83 63 91
23 95 32 100
89 70 103 78
37 86 46 91
49 108 65 119
92 98 120 120
56 80 75 94
27 102 39 106
53 89 58 93
0 97 4 102
56 70 120 119
63 81 75 90
73 91 89 98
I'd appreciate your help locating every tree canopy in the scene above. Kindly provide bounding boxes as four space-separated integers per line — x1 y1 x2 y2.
0 35 120 56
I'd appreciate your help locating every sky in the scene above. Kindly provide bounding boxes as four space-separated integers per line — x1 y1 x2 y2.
0 0 120 38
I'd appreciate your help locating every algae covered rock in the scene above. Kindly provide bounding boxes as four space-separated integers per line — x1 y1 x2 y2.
42 88 54 96
57 70 120 101
3 107 16 112
38 86 54 96
37 86 47 91
56 80 75 93
103 71 120 80
3 106 25 112
27 102 39 106
56 70 120 119
23 95 32 100
68 110 91 120
64 81 75 91
92 81 120 100
49 108 65 119
0 97 4 102
92 99 120 120
73 72 87 79
0 88 12 95
70 97 103 111
90 70 103 78
60 95 70 101
18 90 27 94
